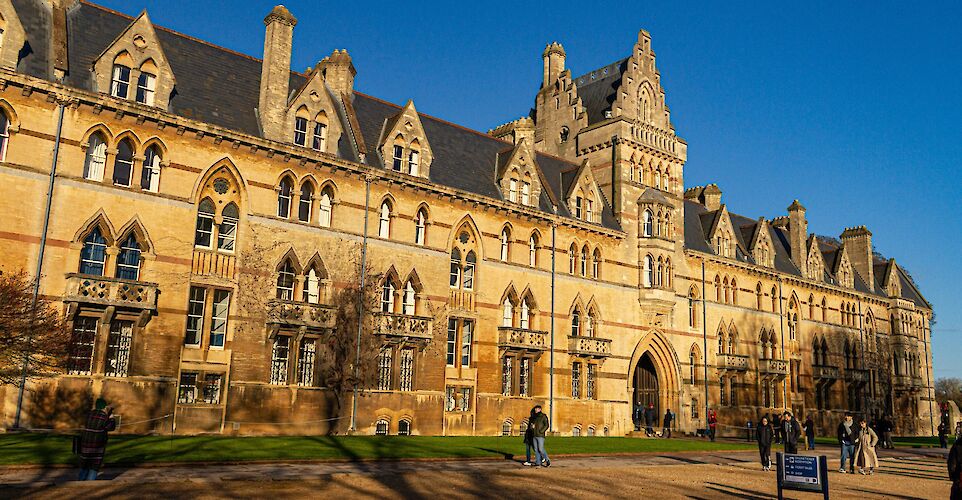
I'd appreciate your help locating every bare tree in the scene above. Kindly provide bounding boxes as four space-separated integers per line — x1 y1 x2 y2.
0 271 70 385
936 378 962 409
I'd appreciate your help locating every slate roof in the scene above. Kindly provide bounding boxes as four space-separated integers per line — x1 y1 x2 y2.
572 59 627 124
10 0 620 231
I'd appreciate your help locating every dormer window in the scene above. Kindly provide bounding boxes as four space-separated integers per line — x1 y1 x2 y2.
408 150 420 176
136 72 156 105
586 199 594 222
312 122 327 152
392 144 404 172
508 179 518 202
294 117 308 147
111 64 131 99
521 182 531 205
575 196 583 219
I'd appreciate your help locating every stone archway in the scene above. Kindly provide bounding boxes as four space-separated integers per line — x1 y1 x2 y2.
628 330 680 425
634 353 660 415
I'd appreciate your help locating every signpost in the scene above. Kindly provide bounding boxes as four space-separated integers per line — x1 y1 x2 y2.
776 452 829 500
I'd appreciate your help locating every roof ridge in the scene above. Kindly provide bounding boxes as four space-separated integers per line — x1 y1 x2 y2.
573 57 629 84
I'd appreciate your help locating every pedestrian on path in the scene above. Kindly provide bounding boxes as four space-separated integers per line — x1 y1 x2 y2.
883 416 895 449
708 409 717 441
76 398 116 481
644 403 656 437
662 409 674 438
948 433 962 499
522 408 536 466
941 422 950 449
746 420 753 442
804 415 816 450
855 417 879 475
757 415 774 471
837 413 857 474
783 411 801 454
529 405 550 467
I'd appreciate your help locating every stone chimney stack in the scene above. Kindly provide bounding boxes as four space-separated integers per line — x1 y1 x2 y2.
788 200 808 275
258 5 297 140
319 49 356 98
542 42 565 88
701 184 721 211
489 117 535 145
840 225 874 290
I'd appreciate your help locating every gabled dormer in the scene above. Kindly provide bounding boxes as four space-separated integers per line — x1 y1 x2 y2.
605 30 672 131
285 62 344 155
748 218 775 268
805 236 825 282
378 100 433 178
0 2 26 70
92 12 176 109
706 205 737 258
565 159 602 223
881 259 901 298
495 138 542 207
833 245 855 288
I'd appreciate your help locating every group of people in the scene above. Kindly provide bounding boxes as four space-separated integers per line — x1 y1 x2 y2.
753 411 879 475
633 403 674 438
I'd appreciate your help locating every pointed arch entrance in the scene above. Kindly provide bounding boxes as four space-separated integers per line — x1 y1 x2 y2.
634 353 659 414
628 330 680 426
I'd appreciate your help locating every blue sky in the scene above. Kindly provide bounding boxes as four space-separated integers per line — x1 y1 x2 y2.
97 1 962 377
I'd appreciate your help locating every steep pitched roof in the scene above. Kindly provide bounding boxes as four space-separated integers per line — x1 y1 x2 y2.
572 59 627 124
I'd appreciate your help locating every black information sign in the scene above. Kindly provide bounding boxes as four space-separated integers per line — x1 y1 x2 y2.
776 452 829 499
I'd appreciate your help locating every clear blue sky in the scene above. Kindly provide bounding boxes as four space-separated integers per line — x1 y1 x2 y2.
98 0 962 377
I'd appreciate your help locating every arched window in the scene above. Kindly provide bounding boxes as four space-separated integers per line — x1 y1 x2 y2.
560 126 569 143
116 233 141 280
298 182 314 223
449 248 462 288
415 208 427 246
569 244 577 274
112 139 134 186
141 145 161 192
195 198 215 248
303 265 321 304
643 255 654 288
808 294 815 319
821 298 828 322
463 251 476 290
584 309 594 337
402 281 416 315
665 258 673 288
136 71 156 105
294 114 309 147
502 420 512 436
83 133 108 181
688 287 698 328
755 283 763 310
520 298 530 329
572 426 581 437
277 176 293 218
408 149 420 176
580 246 588 277
571 309 581 336
500 227 510 261
318 187 334 228
0 111 9 161
218 203 238 251
312 118 327 152
276 260 296 300
654 210 662 237
592 248 601 279
714 275 722 301
690 346 700 383
381 279 397 313
770 286 778 312
730 278 737 305
502 297 513 327
656 257 664 287
79 227 107 276
398 419 411 436
378 201 391 238
110 63 131 98
722 276 730 303
529 233 538 267
642 209 653 237
375 419 389 436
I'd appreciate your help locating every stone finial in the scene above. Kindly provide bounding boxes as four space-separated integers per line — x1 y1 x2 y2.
319 49 356 96
788 199 806 212
542 42 566 58
265 5 297 26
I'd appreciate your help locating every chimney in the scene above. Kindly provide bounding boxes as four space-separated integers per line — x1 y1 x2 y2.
489 117 535 145
318 49 356 98
701 184 721 211
542 42 565 88
258 5 297 141
840 226 874 290
48 0 78 80
788 200 808 275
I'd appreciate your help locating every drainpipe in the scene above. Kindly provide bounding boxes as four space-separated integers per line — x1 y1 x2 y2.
349 175 372 433
701 260 708 430
924 320 934 436
549 214 557 433
778 278 787 411
14 99 66 429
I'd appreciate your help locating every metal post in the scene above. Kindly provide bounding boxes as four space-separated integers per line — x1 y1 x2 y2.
349 176 371 432
778 279 786 411
549 220 556 433
701 260 708 429
14 101 66 429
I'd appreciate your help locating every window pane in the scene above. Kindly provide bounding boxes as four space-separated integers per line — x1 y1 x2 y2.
294 117 308 146
105 320 133 377
141 146 161 191
270 336 290 385
298 184 313 222
113 140 133 186
79 228 107 276
460 320 473 367
178 372 198 404
446 319 457 366
67 317 98 375
399 349 414 391
203 373 222 404
377 349 392 390
195 200 215 248
116 233 141 280
210 290 230 348
185 286 206 346
218 204 238 251
312 122 326 151
136 72 156 105
297 338 316 386
111 64 130 98
84 135 107 181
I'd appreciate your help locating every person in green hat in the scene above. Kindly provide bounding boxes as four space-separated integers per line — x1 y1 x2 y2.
77 398 116 480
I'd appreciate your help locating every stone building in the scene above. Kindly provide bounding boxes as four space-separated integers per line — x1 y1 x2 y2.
0 1 934 436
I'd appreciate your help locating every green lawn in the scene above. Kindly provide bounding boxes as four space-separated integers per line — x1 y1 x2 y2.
0 434 755 466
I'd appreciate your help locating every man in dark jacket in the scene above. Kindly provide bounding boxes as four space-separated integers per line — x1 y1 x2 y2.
662 409 674 438
633 403 642 431
782 411 802 454
529 405 550 467
708 409 717 441
941 422 951 449
757 415 775 471
803 416 816 450
837 413 857 473
948 434 962 499
77 398 116 481
644 403 656 437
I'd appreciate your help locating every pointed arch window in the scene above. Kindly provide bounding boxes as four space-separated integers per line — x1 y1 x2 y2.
592 248 601 279
450 248 462 288
584 309 595 337
277 177 293 218
304 266 321 304
415 208 427 246
195 198 215 248
520 298 530 329
276 260 296 300
113 139 134 187
116 233 142 280
294 117 309 147
402 281 416 315
643 255 654 288
771 286 778 312
521 181 531 205
298 183 314 223
312 121 327 152
571 309 581 336
318 188 333 228
79 227 108 276
381 279 397 313
408 149 420 176
136 71 156 105
83 133 108 182
642 209 653 237
690 347 700 383
0 110 7 162
580 246 588 277
528 233 538 267
392 144 404 172
111 64 131 98
688 287 699 328
140 145 161 192
508 178 518 202
218 203 238 252
463 251 476 290
378 201 392 238
500 228 510 261
569 244 577 274
450 229 478 291
502 298 513 327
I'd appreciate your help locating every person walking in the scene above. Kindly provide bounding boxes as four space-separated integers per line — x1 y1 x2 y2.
804 415 816 450
757 415 774 471
746 420 754 442
644 403 656 437
633 403 642 432
77 398 117 481
855 417 879 475
883 416 895 449
529 405 550 467
774 413 784 445
948 433 962 499
940 422 950 449
783 411 802 454
522 408 536 466
662 409 674 438
708 409 717 442
837 413 857 474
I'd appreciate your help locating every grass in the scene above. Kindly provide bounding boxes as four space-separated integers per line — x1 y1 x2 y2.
0 433 756 466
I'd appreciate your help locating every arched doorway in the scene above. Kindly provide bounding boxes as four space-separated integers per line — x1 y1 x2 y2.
634 353 659 415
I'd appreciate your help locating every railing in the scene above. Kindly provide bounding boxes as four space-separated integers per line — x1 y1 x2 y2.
759 358 789 376
266 299 336 331
373 312 433 341
498 327 549 352
716 354 749 371
844 368 869 383
64 274 158 311
813 365 840 380
568 335 612 358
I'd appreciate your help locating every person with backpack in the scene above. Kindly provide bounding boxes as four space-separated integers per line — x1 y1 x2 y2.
77 398 117 481
662 409 674 438
708 409 717 441
757 415 775 471
804 415 816 450
838 413 858 474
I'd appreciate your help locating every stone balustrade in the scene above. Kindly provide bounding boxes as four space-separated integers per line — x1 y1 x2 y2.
373 312 433 341
568 335 612 358
64 273 158 311
266 299 336 331
498 327 549 353
716 353 749 371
